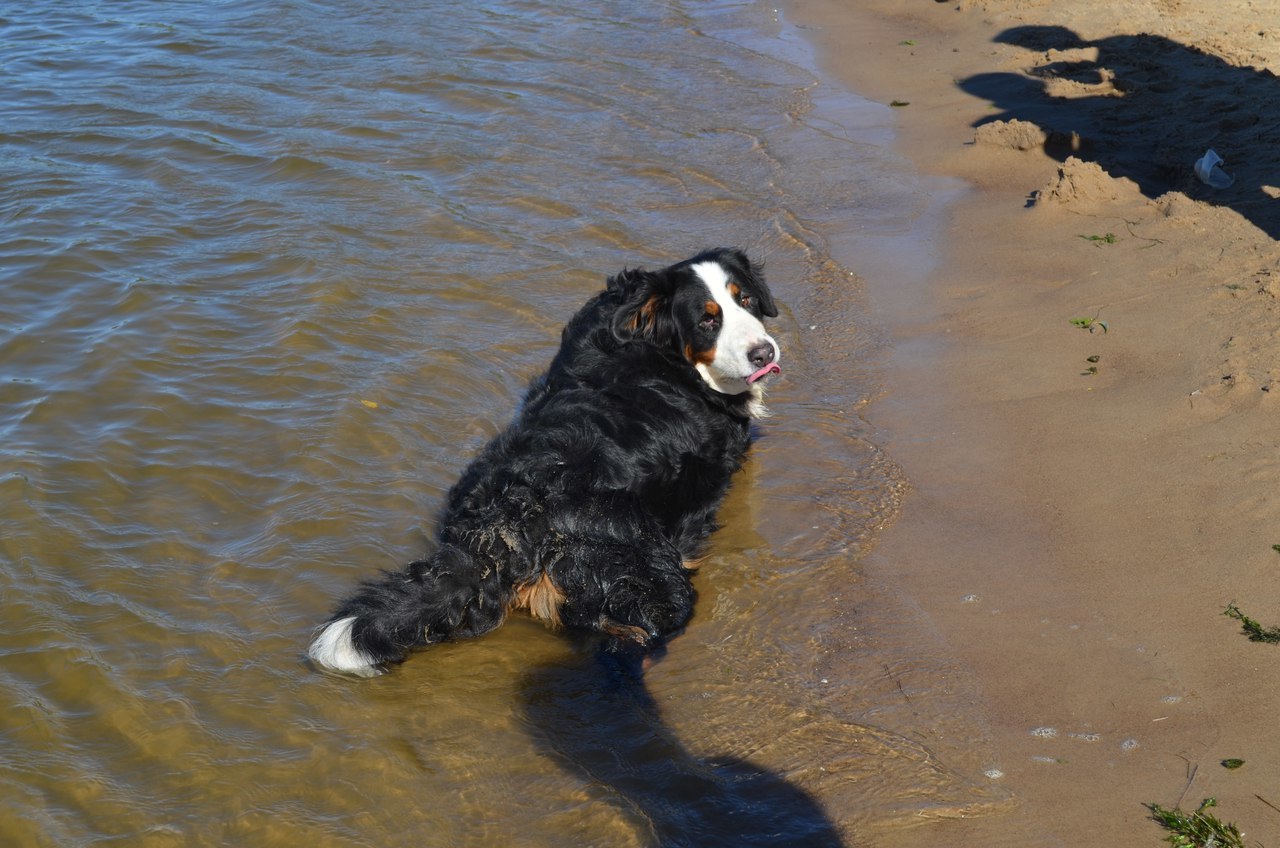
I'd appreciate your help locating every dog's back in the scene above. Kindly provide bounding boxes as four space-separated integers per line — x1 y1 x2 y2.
309 249 780 677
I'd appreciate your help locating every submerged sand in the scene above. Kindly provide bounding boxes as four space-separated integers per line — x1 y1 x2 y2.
786 0 1280 844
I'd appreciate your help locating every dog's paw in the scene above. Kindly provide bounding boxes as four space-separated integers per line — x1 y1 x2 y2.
597 616 652 646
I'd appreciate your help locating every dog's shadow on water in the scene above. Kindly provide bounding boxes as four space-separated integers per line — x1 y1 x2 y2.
517 641 846 848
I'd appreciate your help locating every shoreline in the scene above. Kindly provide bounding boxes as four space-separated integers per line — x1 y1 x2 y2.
784 0 1280 844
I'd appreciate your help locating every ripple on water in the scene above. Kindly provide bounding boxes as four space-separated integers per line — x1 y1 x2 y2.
0 1 996 844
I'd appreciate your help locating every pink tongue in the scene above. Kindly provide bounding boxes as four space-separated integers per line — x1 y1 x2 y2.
746 362 781 384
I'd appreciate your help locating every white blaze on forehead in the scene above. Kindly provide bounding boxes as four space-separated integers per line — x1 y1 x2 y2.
689 261 779 397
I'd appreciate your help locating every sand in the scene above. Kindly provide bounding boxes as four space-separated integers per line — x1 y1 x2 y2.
783 0 1280 844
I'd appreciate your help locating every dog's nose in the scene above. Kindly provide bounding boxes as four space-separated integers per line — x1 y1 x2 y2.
747 342 776 369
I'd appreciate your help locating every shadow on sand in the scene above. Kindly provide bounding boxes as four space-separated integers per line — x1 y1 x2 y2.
518 642 847 847
959 25 1280 238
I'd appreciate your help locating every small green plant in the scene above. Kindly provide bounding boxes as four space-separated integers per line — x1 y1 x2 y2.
1080 232 1118 245
889 100 910 107
1224 602 1280 643
1271 543 1280 554
1222 758 1245 770
899 39 917 46
1070 315 1109 334
1147 798 1246 848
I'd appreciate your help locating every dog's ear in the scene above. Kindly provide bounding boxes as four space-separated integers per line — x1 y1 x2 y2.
610 268 677 344
745 265 777 318
720 248 777 318
606 267 646 297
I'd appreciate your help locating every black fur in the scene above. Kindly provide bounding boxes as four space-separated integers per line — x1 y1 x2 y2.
311 248 778 674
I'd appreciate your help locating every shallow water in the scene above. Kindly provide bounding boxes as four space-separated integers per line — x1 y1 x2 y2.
1 1 1003 844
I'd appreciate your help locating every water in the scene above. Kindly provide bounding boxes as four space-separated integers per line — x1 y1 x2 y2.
1 1 1004 844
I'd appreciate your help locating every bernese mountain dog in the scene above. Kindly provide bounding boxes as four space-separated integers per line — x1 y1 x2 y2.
308 248 781 677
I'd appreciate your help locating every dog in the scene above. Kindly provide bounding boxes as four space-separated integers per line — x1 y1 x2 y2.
308 248 781 677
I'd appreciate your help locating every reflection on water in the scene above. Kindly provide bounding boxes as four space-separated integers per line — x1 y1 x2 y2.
2 0 1001 844
521 641 844 847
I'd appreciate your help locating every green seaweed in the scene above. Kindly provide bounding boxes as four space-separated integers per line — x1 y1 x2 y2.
1069 315 1109 334
1147 798 1247 848
1224 602 1280 644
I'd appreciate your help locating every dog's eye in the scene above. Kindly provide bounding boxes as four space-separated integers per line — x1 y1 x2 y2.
699 313 719 331
740 294 753 309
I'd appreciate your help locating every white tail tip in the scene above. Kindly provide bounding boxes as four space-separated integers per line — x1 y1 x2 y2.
307 616 382 678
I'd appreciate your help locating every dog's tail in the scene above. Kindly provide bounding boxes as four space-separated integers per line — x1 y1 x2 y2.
307 545 505 677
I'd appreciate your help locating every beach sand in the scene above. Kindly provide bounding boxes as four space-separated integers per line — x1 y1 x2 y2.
784 0 1280 844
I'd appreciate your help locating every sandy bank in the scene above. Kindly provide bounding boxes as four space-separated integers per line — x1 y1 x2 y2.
785 0 1280 844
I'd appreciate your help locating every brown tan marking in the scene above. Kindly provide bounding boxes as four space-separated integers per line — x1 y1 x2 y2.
512 573 565 627
728 282 741 300
597 616 649 645
683 342 717 366
628 294 663 334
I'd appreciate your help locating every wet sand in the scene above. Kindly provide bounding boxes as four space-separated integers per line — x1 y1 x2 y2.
786 0 1280 844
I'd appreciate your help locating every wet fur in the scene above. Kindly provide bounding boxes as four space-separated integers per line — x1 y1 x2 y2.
309 248 778 676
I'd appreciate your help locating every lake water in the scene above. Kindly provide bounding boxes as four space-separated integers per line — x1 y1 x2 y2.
0 1 1005 844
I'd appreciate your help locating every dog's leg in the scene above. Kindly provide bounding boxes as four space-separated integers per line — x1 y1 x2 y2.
597 560 696 647
548 536 695 650
308 543 509 677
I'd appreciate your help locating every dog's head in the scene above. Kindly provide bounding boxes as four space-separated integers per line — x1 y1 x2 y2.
610 248 780 403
